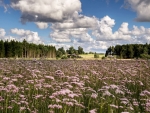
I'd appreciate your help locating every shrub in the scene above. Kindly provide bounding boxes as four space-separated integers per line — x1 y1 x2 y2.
61 55 68 59
94 53 99 58
102 56 105 59
140 54 150 59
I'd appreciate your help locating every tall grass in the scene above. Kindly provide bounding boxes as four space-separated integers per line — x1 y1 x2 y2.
0 59 150 113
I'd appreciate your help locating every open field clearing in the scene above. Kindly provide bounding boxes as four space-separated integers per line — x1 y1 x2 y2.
0 59 150 113
80 54 105 60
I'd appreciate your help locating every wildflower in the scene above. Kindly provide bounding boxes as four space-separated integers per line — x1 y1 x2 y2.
103 90 112 96
139 81 143 86
68 93 79 98
20 107 26 111
142 90 150 95
74 103 85 108
6 84 19 93
48 104 62 109
91 93 98 99
65 102 74 106
110 84 118 89
133 101 139 106
45 76 54 80
7 106 13 109
12 79 18 82
0 96 4 102
55 70 64 77
89 109 97 113
35 95 43 99
115 89 124 95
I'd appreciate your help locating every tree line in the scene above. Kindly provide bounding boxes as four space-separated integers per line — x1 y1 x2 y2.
0 40 56 58
105 43 150 59
56 46 84 59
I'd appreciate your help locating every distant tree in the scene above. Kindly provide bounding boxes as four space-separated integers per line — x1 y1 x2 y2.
89 52 94 54
106 43 150 59
56 50 63 58
67 46 76 54
111 46 115 55
78 46 84 54
0 40 5 58
22 39 28 58
105 46 112 57
4 40 12 57
143 46 148 55
134 44 143 58
58 47 66 55
127 44 134 58
0 39 56 58
114 45 122 58
94 52 99 58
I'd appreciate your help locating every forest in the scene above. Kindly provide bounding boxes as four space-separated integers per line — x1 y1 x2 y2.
0 40 56 58
105 43 150 59
1 39 150 60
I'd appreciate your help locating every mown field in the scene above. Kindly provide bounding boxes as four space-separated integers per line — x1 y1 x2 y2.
0 59 150 113
80 54 105 60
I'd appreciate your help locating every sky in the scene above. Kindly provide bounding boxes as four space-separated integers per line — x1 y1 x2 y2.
0 0 150 53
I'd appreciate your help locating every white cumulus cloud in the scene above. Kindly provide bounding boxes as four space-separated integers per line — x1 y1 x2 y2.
11 28 43 44
50 12 97 43
11 0 81 23
125 0 150 22
35 22 48 29
0 28 6 38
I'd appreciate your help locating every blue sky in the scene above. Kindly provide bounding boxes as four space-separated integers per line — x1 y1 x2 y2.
0 0 150 53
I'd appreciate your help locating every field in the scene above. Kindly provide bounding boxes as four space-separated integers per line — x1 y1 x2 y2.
80 54 105 60
0 59 150 113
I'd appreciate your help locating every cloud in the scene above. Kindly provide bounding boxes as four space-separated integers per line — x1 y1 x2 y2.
51 12 97 30
107 0 150 22
11 0 81 23
35 22 48 29
50 15 150 46
0 28 6 38
125 0 150 22
11 28 31 36
77 33 93 42
4 36 17 41
50 29 71 43
92 16 120 41
0 28 17 41
118 22 130 34
50 12 97 43
0 0 8 12
92 15 150 44
50 27 93 43
11 28 43 44
72 39 109 53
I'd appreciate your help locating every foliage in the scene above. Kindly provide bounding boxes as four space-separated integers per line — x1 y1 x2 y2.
102 56 105 59
140 54 150 59
94 52 99 58
66 46 76 54
105 43 150 59
58 47 66 55
89 51 94 54
56 46 85 59
0 39 56 58
0 59 150 113
78 46 84 54
61 55 68 59
56 50 63 58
